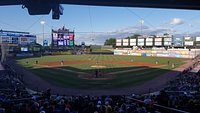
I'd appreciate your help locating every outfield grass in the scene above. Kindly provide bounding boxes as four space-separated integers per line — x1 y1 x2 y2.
16 55 186 89
91 49 113 52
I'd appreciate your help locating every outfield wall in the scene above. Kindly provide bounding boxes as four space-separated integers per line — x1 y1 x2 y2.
114 49 200 58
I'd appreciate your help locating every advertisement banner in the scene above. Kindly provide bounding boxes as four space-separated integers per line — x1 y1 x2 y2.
157 54 169 57
154 42 162 46
132 53 141 56
146 53 152 56
164 38 172 42
123 39 129 43
138 38 144 46
130 42 136 46
164 41 172 46
123 43 129 46
155 38 162 41
141 53 146 56
116 39 122 43
146 42 153 46
184 41 194 46
130 39 136 42
196 37 200 41
146 38 153 42
116 43 122 46
184 37 192 41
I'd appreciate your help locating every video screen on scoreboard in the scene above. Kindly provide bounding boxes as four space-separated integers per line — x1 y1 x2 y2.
21 47 28 52
52 31 74 46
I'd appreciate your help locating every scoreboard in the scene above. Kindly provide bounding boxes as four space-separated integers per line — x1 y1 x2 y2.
52 29 75 47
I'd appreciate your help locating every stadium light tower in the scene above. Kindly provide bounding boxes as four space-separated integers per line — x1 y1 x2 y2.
188 23 193 36
40 21 45 46
139 20 144 36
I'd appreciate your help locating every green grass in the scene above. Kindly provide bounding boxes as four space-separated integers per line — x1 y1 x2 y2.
16 55 187 89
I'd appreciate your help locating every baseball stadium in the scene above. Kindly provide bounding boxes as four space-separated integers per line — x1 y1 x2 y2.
1 28 200 96
1 1 200 112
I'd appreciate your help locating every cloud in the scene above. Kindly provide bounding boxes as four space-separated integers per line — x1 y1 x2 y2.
75 26 172 45
170 18 184 26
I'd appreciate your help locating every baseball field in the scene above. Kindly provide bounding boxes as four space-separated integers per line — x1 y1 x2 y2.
16 54 186 90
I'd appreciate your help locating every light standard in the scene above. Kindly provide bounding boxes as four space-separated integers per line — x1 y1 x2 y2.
40 21 45 46
139 20 144 36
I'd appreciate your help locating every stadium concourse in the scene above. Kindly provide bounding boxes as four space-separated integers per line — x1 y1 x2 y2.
0 56 200 113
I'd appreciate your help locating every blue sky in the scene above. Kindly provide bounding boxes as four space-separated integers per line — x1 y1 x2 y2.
0 5 200 45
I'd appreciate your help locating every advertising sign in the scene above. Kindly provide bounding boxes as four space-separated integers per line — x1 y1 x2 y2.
184 41 194 46
138 38 144 46
196 37 200 41
155 38 162 41
155 42 162 46
130 39 136 46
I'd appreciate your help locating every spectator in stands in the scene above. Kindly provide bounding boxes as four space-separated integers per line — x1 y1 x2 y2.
156 90 169 106
95 69 98 78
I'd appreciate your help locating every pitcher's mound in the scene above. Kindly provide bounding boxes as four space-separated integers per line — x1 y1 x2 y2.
91 65 106 68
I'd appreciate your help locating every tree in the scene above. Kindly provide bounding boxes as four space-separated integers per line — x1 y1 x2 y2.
164 33 169 36
104 38 116 47
125 34 140 39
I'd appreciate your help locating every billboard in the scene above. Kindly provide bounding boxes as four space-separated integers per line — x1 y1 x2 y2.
146 38 153 42
184 41 194 46
116 39 122 43
52 29 75 47
130 39 136 46
184 36 192 41
116 43 122 46
146 42 153 46
154 37 162 46
164 38 172 42
173 37 183 46
19 35 36 45
138 38 144 46
20 47 28 52
196 37 200 41
1 36 10 43
155 42 162 46
116 39 122 46
146 38 153 46
164 38 172 46
123 39 129 46
154 38 162 41
164 42 171 46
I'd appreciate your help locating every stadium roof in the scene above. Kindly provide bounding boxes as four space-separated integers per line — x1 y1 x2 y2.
1 0 200 19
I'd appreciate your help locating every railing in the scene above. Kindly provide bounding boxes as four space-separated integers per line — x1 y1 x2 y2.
127 97 190 113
